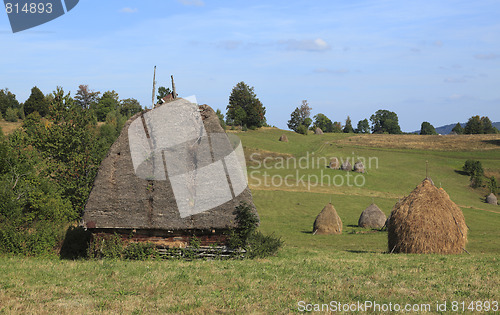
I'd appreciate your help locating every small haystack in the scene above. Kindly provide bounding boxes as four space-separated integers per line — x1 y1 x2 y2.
387 178 467 254
314 128 324 135
340 160 352 171
329 158 340 169
313 203 342 235
353 161 365 173
486 193 498 205
358 203 386 228
279 134 288 142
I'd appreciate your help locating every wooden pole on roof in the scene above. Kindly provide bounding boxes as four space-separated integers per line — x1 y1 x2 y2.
171 75 177 99
152 66 156 108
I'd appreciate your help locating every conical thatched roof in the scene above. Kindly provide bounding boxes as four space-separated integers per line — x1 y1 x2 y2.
329 158 340 170
314 128 324 135
83 99 257 232
486 193 498 205
279 134 288 142
353 161 365 173
387 178 467 254
313 203 342 235
358 203 386 228
340 160 352 171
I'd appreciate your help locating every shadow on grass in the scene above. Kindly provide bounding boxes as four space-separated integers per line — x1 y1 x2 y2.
301 231 313 234
60 226 91 260
454 170 469 176
482 139 500 147
345 250 382 254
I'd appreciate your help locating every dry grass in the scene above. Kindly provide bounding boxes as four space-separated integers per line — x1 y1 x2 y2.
388 179 468 254
0 120 22 135
338 134 500 151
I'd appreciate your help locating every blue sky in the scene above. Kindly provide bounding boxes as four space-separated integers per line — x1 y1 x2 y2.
1 0 499 131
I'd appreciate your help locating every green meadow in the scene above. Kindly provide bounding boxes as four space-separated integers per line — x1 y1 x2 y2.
1 128 499 314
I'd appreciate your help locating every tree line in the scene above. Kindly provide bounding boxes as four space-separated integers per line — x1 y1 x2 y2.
285 100 498 135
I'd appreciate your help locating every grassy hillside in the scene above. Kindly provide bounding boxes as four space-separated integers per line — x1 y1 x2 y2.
1 127 499 314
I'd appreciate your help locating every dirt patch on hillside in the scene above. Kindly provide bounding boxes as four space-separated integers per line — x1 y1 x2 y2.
338 134 500 151
244 147 294 167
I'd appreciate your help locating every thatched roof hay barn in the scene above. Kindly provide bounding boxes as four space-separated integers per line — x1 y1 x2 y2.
387 178 467 254
313 203 342 235
340 160 352 171
486 193 498 205
279 134 288 142
353 161 365 173
82 98 257 247
314 128 324 135
328 157 340 169
358 203 386 228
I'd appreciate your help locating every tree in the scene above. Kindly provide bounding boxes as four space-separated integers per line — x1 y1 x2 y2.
298 100 311 122
312 113 333 133
332 121 343 133
215 109 226 129
370 109 402 134
451 123 464 134
119 98 142 117
92 90 119 122
343 116 354 133
226 82 266 128
288 101 313 133
0 88 20 116
356 119 370 134
156 86 172 103
287 108 302 132
464 116 483 134
74 85 100 109
420 121 437 135
23 86 49 117
463 159 484 188
5 108 18 122
481 116 498 134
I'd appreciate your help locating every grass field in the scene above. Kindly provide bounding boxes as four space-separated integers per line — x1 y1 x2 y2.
1 128 499 314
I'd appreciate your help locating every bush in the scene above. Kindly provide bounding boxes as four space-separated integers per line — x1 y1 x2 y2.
123 242 158 260
5 108 18 122
88 233 124 259
463 160 484 188
246 231 283 259
488 176 498 194
296 125 308 135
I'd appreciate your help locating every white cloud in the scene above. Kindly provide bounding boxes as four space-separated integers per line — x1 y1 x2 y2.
280 38 331 52
177 0 205 6
120 7 138 13
474 53 500 60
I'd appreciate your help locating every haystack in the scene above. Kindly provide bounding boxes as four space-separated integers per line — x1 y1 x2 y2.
387 178 467 254
353 161 365 173
358 203 386 228
279 134 288 142
340 160 352 171
328 158 340 169
314 128 324 135
486 193 498 205
313 203 342 235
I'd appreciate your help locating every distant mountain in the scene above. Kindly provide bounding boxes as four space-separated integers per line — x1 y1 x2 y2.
412 122 500 134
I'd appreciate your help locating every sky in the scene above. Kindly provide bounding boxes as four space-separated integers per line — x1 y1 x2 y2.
1 0 499 132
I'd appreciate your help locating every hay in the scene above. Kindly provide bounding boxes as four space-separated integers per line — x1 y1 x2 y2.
340 160 352 171
279 134 288 142
314 128 324 135
313 203 342 235
486 193 498 205
328 158 340 169
387 178 467 254
353 161 365 173
358 203 386 228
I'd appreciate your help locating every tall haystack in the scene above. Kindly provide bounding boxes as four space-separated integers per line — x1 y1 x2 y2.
340 160 352 171
329 157 340 169
387 178 467 254
313 203 342 235
279 134 288 142
314 128 324 135
486 193 498 205
358 203 386 228
353 161 365 173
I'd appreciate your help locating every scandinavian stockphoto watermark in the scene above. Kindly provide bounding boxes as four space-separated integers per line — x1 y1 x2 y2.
128 97 248 218
248 151 378 191
4 0 79 33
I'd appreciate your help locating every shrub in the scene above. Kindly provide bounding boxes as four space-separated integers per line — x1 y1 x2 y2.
488 176 498 194
88 233 124 259
246 231 283 259
123 242 158 260
463 160 484 188
5 108 18 122
296 125 308 135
